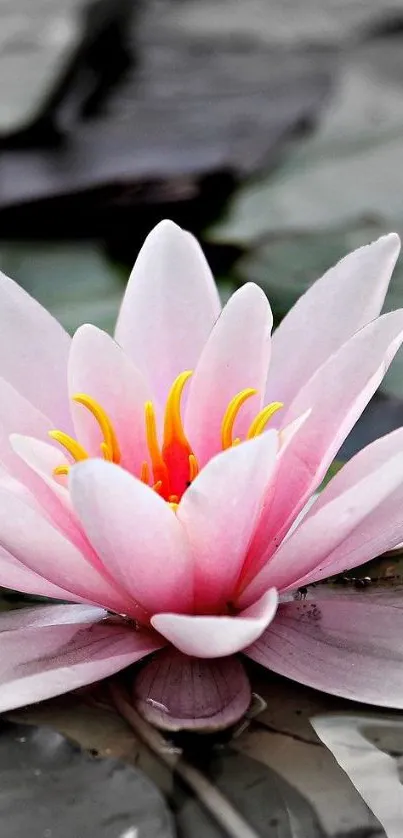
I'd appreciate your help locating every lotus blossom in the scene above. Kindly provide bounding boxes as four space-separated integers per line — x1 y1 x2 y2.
1 221 403 730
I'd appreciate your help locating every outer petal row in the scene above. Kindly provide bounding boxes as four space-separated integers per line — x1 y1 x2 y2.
246 599 403 709
244 309 403 583
240 427 403 605
0 605 162 713
266 233 400 410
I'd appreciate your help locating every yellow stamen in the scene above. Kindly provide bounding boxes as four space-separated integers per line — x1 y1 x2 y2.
169 502 179 512
53 465 70 477
48 430 89 463
73 394 120 463
188 453 199 482
163 371 193 452
100 441 112 461
221 389 257 450
140 461 150 484
145 401 170 492
246 401 283 439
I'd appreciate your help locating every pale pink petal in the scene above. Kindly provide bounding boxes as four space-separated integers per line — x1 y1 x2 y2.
10 433 99 559
266 233 400 409
11 434 73 509
0 603 105 630
244 310 403 582
10 435 137 600
115 220 221 405
0 270 71 428
0 486 136 616
0 377 52 482
289 432 403 590
245 599 403 708
151 589 278 658
132 648 251 731
185 283 273 465
0 546 94 603
70 459 193 614
177 431 279 612
0 616 162 713
0 380 79 538
0 468 43 513
68 325 150 474
239 438 403 605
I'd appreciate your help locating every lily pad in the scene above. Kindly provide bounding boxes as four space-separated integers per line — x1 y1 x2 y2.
0 242 123 334
0 719 175 838
0 0 332 240
172 0 403 48
175 747 326 838
211 36 403 245
9 674 393 837
0 0 133 139
312 714 403 838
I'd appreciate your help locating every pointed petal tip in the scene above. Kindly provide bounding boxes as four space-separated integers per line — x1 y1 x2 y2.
235 281 269 302
378 231 400 251
147 218 184 238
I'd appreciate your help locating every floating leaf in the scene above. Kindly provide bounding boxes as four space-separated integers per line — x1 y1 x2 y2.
0 719 175 838
312 714 403 838
0 243 123 335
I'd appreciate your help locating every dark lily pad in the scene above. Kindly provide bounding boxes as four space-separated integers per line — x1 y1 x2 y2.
0 719 175 838
0 0 333 242
0 0 133 140
312 714 403 838
174 747 326 838
210 35 403 246
9 676 390 837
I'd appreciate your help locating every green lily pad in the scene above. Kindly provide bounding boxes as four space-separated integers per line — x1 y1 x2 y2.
210 37 403 246
0 242 124 335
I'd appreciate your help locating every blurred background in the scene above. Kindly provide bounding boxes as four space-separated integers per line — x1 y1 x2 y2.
2 0 403 457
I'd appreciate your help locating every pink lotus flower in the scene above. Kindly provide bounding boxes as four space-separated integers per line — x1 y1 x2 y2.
1 220 403 731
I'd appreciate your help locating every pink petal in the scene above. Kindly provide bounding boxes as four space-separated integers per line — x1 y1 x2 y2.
151 589 278 658
239 436 403 604
70 459 193 615
185 283 273 465
11 434 73 508
0 380 79 539
0 485 136 616
266 233 400 409
289 430 403 590
0 546 93 603
0 615 162 713
10 434 99 559
177 431 279 612
68 325 150 474
0 269 71 428
0 603 105 630
9 433 141 611
114 220 221 406
0 468 43 513
244 310 403 582
133 647 251 731
245 598 403 708
0 377 52 482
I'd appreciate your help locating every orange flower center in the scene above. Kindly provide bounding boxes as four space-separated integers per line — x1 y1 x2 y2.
49 372 283 507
